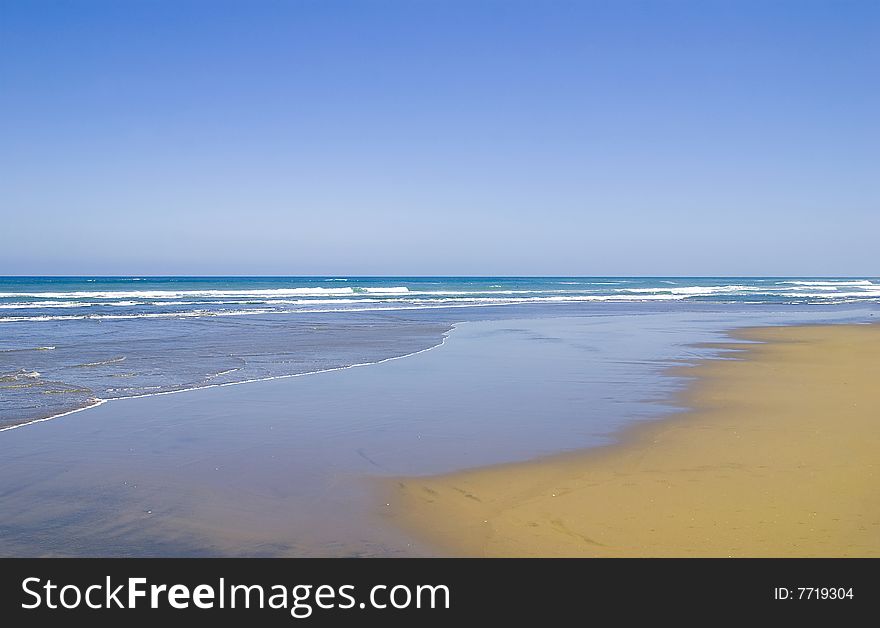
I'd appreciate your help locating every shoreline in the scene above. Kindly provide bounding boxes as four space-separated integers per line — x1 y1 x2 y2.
0 326 454 433
386 322 880 557
4 300 876 435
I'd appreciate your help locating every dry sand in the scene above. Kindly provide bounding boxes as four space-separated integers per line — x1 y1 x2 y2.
387 324 880 557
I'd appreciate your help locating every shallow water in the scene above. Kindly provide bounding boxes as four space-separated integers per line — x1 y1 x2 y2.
3 276 879 428
0 304 876 556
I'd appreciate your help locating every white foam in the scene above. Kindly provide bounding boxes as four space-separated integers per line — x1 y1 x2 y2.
75 356 126 367
798 291 880 298
1 369 42 380
0 310 271 322
0 301 96 309
205 368 240 380
359 287 409 294
0 287 358 299
4 280 880 323
779 280 875 287
617 285 758 295
406 289 561 295
0 399 108 433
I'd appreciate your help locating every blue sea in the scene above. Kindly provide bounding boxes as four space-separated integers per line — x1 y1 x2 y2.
1 276 879 430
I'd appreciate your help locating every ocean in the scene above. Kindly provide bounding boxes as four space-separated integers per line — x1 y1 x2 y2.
1 276 879 430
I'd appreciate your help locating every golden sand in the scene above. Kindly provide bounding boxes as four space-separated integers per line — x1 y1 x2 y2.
387 324 880 557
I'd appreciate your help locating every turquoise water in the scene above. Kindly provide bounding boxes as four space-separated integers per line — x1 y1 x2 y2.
3 276 880 322
1 276 879 428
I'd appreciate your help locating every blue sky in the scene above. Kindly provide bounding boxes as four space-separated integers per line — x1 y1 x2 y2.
1 1 877 275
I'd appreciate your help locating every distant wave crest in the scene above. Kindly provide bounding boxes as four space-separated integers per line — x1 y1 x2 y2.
1 278 878 323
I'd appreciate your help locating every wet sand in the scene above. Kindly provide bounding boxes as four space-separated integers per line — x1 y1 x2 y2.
389 324 880 557
0 313 731 557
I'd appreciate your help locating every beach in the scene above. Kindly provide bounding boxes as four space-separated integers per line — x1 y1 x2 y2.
2 310 724 557
1 283 878 556
389 323 880 557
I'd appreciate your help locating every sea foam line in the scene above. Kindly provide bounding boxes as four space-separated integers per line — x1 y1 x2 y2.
3 294 876 324
0 325 455 434
0 294 697 322
0 399 109 433
0 286 411 299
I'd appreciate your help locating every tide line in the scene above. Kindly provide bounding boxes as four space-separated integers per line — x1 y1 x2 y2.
0 325 455 434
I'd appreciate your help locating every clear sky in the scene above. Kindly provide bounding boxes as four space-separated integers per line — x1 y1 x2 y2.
1 1 877 276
